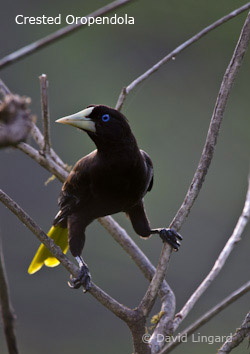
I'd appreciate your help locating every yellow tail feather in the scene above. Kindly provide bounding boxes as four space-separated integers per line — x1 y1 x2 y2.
28 226 68 274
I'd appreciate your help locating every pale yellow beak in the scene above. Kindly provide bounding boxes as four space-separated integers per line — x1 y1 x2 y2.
56 107 96 132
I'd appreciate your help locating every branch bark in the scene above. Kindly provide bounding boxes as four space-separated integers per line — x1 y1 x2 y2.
39 74 51 155
139 9 250 348
218 311 250 354
115 2 250 110
0 0 134 70
0 236 19 354
159 281 250 354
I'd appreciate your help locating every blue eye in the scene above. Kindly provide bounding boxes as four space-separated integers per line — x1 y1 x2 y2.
102 114 110 122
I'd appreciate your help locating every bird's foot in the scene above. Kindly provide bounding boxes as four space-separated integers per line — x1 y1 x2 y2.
68 264 91 292
152 228 182 251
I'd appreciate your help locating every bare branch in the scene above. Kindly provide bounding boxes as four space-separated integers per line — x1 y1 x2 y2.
173 172 250 331
115 2 250 110
138 9 250 336
0 0 134 70
0 236 19 354
218 311 250 354
160 281 250 354
39 74 51 154
0 189 134 322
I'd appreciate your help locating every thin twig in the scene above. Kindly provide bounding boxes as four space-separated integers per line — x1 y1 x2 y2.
0 189 134 322
173 172 250 331
39 74 51 154
160 281 250 354
0 236 19 354
115 2 250 110
218 311 250 354
139 8 250 338
0 0 134 70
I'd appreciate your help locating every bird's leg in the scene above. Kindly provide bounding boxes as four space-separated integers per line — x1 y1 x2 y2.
127 202 182 251
150 228 182 251
68 256 91 292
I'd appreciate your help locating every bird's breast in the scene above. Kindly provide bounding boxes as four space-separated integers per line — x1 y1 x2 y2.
90 158 147 211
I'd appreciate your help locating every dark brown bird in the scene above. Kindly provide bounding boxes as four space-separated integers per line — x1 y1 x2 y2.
28 105 182 291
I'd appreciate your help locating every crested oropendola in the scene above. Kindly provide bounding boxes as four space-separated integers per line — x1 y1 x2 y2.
28 105 182 291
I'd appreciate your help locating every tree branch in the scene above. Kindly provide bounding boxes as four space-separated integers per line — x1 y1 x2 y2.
39 74 51 155
159 281 250 354
138 8 250 341
218 311 250 354
173 172 250 331
0 0 134 70
115 2 250 110
0 236 19 354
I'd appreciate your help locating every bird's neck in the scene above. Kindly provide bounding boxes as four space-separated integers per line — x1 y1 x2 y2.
89 133 140 158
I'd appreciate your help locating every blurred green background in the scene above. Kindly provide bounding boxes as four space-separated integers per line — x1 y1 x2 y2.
1 1 250 353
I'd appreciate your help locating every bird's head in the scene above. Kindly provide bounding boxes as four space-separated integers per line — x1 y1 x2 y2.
56 105 133 149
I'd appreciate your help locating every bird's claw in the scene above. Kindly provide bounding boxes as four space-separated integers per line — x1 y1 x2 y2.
158 228 182 251
68 264 91 292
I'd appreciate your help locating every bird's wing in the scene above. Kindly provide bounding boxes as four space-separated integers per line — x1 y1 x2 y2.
53 152 95 226
53 189 80 226
140 150 154 194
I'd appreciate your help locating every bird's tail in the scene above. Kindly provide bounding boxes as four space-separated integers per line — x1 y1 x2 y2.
28 225 68 274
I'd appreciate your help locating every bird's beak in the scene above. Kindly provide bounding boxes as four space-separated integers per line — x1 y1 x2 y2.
56 107 96 132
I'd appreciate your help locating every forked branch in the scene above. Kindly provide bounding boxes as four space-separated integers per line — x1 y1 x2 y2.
39 74 51 154
143 9 250 350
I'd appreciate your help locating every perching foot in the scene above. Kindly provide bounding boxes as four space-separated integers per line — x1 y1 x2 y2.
152 228 182 251
68 264 91 292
